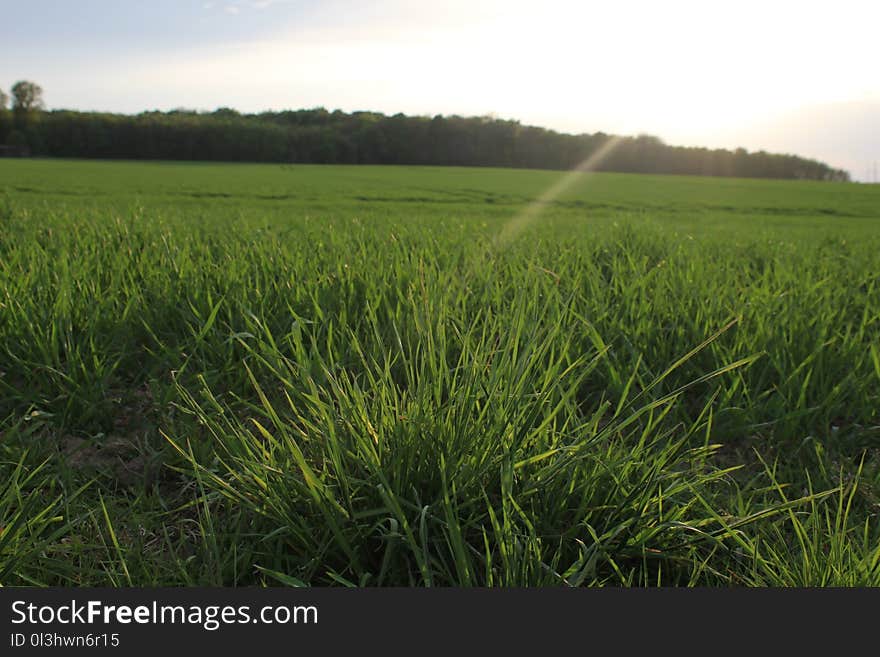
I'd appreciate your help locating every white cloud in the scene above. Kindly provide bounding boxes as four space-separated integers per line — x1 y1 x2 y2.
205 0 281 14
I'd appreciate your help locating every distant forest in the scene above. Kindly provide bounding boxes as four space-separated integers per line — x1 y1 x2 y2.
0 80 850 181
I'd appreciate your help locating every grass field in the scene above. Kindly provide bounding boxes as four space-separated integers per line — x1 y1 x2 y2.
1 159 879 586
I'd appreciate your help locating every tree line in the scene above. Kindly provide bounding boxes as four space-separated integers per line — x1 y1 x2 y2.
0 80 850 181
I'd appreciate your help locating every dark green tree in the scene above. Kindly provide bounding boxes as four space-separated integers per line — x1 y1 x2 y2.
11 80 44 130
6 96 850 180
0 89 10 142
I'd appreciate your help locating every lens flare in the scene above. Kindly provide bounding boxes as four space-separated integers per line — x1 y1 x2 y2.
495 135 623 246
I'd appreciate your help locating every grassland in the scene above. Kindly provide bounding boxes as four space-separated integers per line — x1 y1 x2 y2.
1 159 879 586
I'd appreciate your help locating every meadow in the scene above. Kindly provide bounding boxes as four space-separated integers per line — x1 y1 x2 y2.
1 159 879 586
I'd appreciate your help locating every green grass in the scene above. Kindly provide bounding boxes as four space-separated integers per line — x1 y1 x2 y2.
1 159 878 586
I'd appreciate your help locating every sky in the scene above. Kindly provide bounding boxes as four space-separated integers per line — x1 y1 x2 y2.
2 0 879 179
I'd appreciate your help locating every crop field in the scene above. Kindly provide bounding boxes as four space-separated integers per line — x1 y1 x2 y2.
1 159 879 586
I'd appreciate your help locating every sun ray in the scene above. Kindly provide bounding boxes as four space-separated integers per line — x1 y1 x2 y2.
495 135 623 246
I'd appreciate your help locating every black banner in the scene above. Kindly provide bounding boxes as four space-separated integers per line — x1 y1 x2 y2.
1 588 875 654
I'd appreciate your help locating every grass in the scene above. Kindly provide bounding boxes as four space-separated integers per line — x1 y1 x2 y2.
1 159 878 586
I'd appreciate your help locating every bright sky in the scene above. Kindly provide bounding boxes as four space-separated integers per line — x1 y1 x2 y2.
3 0 879 179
